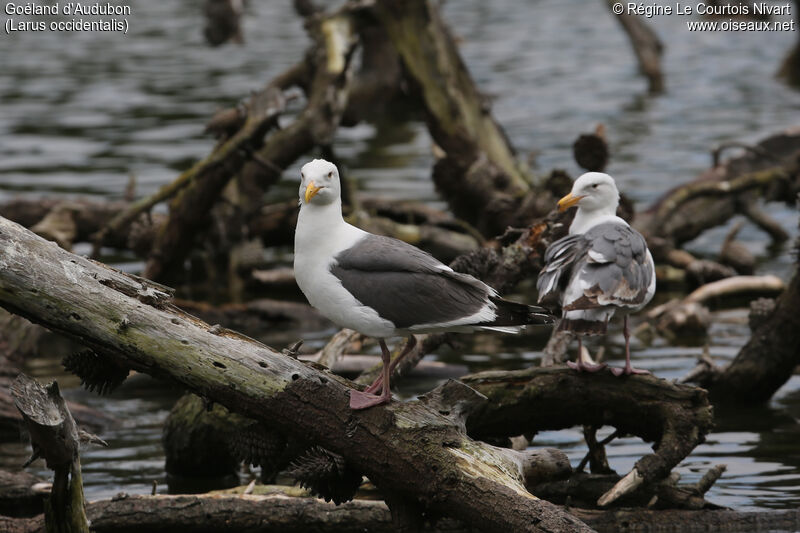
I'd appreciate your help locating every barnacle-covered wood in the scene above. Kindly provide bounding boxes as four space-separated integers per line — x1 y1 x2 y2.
0 216 592 533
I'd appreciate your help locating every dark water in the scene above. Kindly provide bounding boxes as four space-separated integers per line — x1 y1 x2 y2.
1 0 800 514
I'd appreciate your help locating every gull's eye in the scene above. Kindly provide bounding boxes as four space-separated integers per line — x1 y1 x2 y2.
592 183 599 189
328 171 333 178
301 172 305 180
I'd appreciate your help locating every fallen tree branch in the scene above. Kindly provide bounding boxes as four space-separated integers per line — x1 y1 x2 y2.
462 367 714 507
0 216 592 532
651 167 790 227
682 275 785 304
685 216 800 403
369 0 557 236
638 127 800 248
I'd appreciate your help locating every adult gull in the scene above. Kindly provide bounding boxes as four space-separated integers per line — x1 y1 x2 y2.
294 159 555 409
537 172 655 376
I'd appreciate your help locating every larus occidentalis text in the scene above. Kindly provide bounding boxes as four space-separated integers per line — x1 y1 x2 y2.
537 172 655 376
294 159 555 409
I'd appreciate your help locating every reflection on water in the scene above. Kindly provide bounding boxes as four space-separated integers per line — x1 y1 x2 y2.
1 0 799 512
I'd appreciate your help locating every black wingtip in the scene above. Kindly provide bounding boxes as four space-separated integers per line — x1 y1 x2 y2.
530 312 557 326
527 304 557 325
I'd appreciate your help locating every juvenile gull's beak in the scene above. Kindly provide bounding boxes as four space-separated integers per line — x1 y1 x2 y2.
557 192 584 212
305 181 322 203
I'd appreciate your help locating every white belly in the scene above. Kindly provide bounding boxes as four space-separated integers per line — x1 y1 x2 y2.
294 260 396 338
294 210 396 339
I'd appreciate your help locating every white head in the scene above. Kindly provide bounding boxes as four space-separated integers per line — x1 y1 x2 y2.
299 159 341 207
558 172 619 215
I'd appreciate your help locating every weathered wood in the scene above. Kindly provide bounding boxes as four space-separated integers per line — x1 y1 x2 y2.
0 311 115 441
637 128 800 248
776 0 800 86
606 0 664 93
0 469 47 518
173 298 330 335
250 197 480 263
10 375 88 533
462 367 714 507
0 197 154 253
370 0 558 237
372 0 528 190
0 216 592 532
686 215 800 403
162 394 245 482
141 83 290 281
4 493 800 533
572 507 800 533
203 0 244 47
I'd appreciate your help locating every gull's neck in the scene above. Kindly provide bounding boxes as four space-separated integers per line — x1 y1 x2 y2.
295 199 364 258
569 204 622 234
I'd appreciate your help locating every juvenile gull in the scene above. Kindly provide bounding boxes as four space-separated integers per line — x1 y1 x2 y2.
537 172 655 376
294 159 555 409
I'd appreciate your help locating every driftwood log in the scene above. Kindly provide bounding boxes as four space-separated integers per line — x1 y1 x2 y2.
0 469 48 518
637 127 800 251
10 375 91 533
3 492 800 533
462 367 714 507
684 206 800 403
0 216 592 532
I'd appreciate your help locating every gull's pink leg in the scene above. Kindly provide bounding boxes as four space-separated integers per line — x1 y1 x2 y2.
364 336 417 394
567 336 607 373
611 316 650 376
350 340 393 409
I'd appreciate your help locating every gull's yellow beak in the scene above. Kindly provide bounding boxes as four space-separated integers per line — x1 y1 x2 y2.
304 181 322 204
557 192 584 212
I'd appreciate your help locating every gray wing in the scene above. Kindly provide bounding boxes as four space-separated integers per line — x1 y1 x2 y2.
536 234 588 306
331 235 490 329
538 223 653 310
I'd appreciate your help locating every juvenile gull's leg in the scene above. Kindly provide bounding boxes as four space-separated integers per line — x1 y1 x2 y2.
364 336 417 394
611 316 650 376
567 336 607 373
350 340 393 409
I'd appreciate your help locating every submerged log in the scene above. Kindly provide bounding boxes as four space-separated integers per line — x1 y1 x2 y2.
0 216 592 532
162 394 244 487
